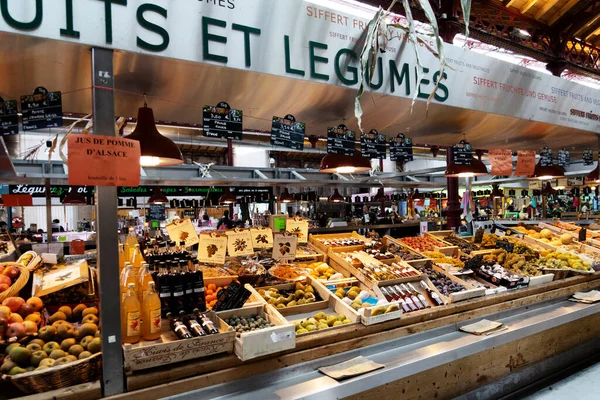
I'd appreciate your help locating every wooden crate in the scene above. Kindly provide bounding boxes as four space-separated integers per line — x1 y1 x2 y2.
204 276 265 309
430 264 485 303
245 276 329 315
382 235 431 268
328 251 422 291
425 231 455 247
217 304 295 361
309 231 370 255
372 277 446 313
123 311 235 374
293 243 325 262
292 259 354 283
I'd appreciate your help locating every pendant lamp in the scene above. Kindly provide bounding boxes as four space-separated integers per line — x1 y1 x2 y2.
491 184 504 199
218 188 236 205
374 188 386 202
411 189 424 199
541 182 557 196
125 104 184 167
329 189 344 203
148 188 169 205
62 188 87 205
279 188 293 203
586 164 600 183
528 160 564 180
445 158 488 177
319 151 372 174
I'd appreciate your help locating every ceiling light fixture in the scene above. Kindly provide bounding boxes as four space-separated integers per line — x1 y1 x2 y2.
124 101 184 167
374 188 387 202
529 160 565 180
218 188 236 205
319 151 372 174
586 164 600 183
279 188 294 203
491 184 504 198
329 189 344 203
148 188 169 205
62 188 87 205
445 158 488 178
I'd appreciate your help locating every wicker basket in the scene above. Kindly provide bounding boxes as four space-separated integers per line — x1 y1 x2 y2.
0 263 30 303
4 352 102 394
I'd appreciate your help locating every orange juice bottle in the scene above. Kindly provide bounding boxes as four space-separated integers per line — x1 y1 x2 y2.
120 264 138 303
131 244 145 272
118 243 126 273
138 263 153 305
125 227 139 260
141 281 162 341
122 283 141 344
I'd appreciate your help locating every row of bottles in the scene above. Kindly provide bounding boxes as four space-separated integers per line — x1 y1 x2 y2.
169 311 219 340
122 282 162 343
379 282 442 313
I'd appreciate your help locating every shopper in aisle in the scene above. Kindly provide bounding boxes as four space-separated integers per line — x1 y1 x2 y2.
217 210 234 230
51 219 65 233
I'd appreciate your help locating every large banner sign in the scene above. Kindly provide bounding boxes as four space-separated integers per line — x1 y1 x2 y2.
0 0 598 132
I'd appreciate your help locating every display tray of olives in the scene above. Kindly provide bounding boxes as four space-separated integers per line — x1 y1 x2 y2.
286 309 356 335
254 280 328 312
222 314 276 337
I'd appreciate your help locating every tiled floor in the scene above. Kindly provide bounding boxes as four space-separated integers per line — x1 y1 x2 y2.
522 362 600 400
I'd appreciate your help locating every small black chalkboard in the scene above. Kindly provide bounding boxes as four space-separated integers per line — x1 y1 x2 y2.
583 148 594 166
579 228 587 243
271 114 305 150
360 129 386 159
21 87 63 131
390 133 414 162
327 124 356 156
453 140 472 165
0 97 18 136
202 102 243 140
148 204 166 221
495 239 514 252
539 146 553 167
558 148 570 168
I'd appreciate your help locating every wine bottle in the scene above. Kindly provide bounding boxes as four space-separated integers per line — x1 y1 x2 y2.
405 283 431 308
392 286 418 311
170 259 185 315
180 258 194 314
195 310 219 334
156 262 171 317
420 281 444 306
381 287 411 313
191 260 207 312
168 313 193 339
398 284 425 309
183 315 206 337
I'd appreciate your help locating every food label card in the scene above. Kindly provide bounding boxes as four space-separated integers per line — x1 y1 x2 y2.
286 217 308 244
165 218 199 247
250 226 273 249
197 232 227 265
226 228 254 256
272 232 298 261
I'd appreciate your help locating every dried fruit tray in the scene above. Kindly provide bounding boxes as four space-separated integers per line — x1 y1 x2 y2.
309 232 371 256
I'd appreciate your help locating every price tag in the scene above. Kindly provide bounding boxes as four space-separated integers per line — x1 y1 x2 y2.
250 226 273 249
515 150 536 176
271 114 305 151
539 146 553 167
495 239 514 252
389 133 413 163
579 228 587 243
489 149 513 176
197 232 227 265
272 231 298 261
583 148 594 166
20 87 63 131
286 217 309 244
226 228 254 256
165 218 199 247
360 129 386 160
327 124 356 156
202 102 243 140
453 140 472 165
0 97 18 136
558 148 570 168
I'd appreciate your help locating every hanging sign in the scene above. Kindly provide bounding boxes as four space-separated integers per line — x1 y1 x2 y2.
270 114 305 150
567 177 584 187
147 204 166 221
165 218 200 247
389 134 413 163
360 129 386 159
197 232 227 265
583 148 594 166
528 181 542 190
226 228 254 257
453 140 472 165
202 102 243 140
514 150 536 176
21 87 63 131
1 194 33 207
286 217 309 244
539 146 553 167
272 231 298 261
327 124 356 156
557 148 570 168
250 226 273 249
0 97 18 136
488 149 513 176
67 135 141 187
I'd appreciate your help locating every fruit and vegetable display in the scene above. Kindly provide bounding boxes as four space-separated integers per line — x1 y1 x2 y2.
1 301 100 375
399 236 442 252
340 253 420 281
316 237 365 247
537 251 592 271
482 249 541 277
223 314 275 336
422 252 465 269
268 264 304 281
413 262 466 296
257 281 318 309
296 262 344 281
479 233 498 248
293 311 352 334
385 243 424 261
198 265 232 278
440 235 479 254
0 263 21 294
504 238 537 257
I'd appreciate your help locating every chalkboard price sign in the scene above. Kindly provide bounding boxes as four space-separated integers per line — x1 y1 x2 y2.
583 148 594 166
21 87 63 131
539 146 553 167
389 133 413 162
0 97 18 136
148 204 166 221
557 148 570 168
327 124 356 156
360 129 386 159
453 140 472 165
271 114 305 151
203 102 243 140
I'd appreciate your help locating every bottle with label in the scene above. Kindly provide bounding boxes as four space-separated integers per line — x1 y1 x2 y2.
183 314 206 337
390 286 418 311
131 244 145 271
191 260 207 312
397 285 424 310
405 283 431 308
419 281 444 306
125 227 139 261
156 262 172 317
168 313 193 340
169 259 185 315
122 283 141 344
120 263 138 303
141 281 162 341
195 310 219 334
138 263 154 305
181 259 194 314
118 243 126 273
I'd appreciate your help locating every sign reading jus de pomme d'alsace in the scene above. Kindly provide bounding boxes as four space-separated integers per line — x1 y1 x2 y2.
0 0 599 132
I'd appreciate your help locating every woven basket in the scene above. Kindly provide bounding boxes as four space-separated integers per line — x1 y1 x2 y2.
0 263 30 303
4 352 102 394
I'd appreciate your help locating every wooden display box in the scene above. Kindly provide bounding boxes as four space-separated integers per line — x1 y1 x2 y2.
123 311 235 374
217 304 295 361
246 276 329 315
294 243 326 262
293 260 354 284
371 277 446 313
314 279 404 326
430 264 485 303
382 235 431 267
204 276 265 309
309 231 370 256
425 231 455 246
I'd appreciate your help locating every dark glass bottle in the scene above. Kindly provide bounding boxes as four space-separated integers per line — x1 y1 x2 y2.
195 310 219 334
156 262 171 317
183 315 206 337
191 260 206 312
170 259 185 315
168 313 193 339
181 258 194 314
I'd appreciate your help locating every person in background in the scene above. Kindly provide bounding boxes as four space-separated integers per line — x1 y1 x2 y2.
51 219 65 233
199 214 210 227
232 213 243 228
217 210 234 230
0 221 6 233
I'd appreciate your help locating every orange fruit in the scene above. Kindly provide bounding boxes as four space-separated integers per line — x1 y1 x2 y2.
208 284 216 291
26 297 44 312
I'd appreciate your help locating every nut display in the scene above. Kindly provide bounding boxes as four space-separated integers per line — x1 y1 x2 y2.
294 311 352 334
223 315 274 336
385 243 424 261
441 235 479 254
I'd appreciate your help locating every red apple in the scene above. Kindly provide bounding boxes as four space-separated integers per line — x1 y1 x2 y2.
0 284 9 293
5 322 26 339
2 297 25 313
17 303 34 318
0 275 11 287
8 313 23 324
2 266 18 279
